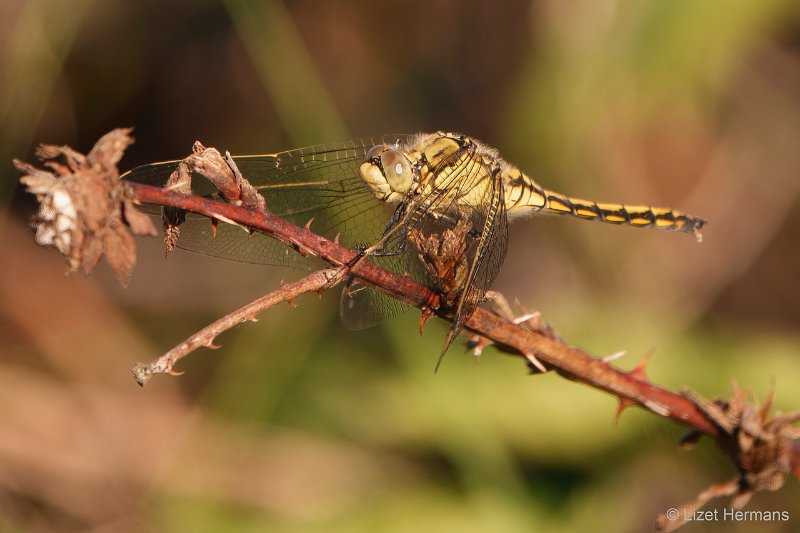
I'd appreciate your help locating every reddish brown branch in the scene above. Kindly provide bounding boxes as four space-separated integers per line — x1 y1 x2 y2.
131 267 347 386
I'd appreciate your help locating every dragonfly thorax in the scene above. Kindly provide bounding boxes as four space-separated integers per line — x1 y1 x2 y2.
359 144 416 203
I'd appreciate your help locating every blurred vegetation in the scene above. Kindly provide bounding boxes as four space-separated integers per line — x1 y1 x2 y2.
2 1 800 532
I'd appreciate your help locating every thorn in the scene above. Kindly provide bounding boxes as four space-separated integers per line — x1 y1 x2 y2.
602 350 627 363
293 243 317 258
613 351 655 424
614 398 636 425
333 233 341 245
418 308 434 336
210 218 218 238
286 297 297 307
304 217 315 230
524 352 547 374
628 351 652 382
212 213 244 229
166 369 185 377
206 341 221 350
513 313 537 325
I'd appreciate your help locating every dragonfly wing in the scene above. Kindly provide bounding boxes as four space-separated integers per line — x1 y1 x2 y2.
339 276 411 330
404 141 509 343
156 216 327 270
122 136 409 269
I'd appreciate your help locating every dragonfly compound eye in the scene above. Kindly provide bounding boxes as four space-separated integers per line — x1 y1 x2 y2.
380 149 413 193
366 144 386 161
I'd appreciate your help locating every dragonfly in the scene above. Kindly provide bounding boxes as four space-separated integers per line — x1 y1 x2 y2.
123 132 705 363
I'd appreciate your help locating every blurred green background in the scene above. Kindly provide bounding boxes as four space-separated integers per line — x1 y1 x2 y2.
2 1 800 531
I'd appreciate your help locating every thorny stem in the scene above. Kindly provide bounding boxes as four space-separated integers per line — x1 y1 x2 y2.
127 183 795 449
131 267 347 386
127 182 800 507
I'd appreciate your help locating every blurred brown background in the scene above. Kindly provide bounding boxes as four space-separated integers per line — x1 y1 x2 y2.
2 1 800 532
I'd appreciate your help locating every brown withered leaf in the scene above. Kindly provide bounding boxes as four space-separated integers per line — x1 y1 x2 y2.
163 221 182 255
81 232 105 275
123 199 157 236
185 144 240 202
165 160 193 195
33 143 67 160
73 171 115 232
103 220 136 287
408 218 471 306
225 151 267 212
36 143 85 172
160 161 192 254
88 127 134 173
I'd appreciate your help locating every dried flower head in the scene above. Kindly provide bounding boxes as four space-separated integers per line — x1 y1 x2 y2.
15 128 156 286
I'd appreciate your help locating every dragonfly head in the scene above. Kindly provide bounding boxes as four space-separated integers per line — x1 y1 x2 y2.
360 144 415 202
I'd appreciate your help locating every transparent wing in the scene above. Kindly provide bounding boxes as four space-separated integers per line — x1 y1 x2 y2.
122 136 409 270
338 200 421 330
339 274 411 330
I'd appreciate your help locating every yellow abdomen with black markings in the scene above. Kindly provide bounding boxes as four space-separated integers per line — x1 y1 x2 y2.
501 165 706 241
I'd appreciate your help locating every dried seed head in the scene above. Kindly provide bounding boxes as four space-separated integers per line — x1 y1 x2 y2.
16 129 155 286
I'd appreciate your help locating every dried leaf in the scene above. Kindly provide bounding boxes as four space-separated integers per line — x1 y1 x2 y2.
103 221 136 287
157 162 192 254
81 232 104 275
186 146 239 202
123 199 158 236
408 218 471 305
15 160 56 191
164 224 180 255
87 127 134 173
72 172 114 232
33 143 64 160
225 151 267 211
35 143 86 172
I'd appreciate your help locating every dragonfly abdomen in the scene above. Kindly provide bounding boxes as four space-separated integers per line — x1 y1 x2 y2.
502 168 705 241
542 189 706 241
